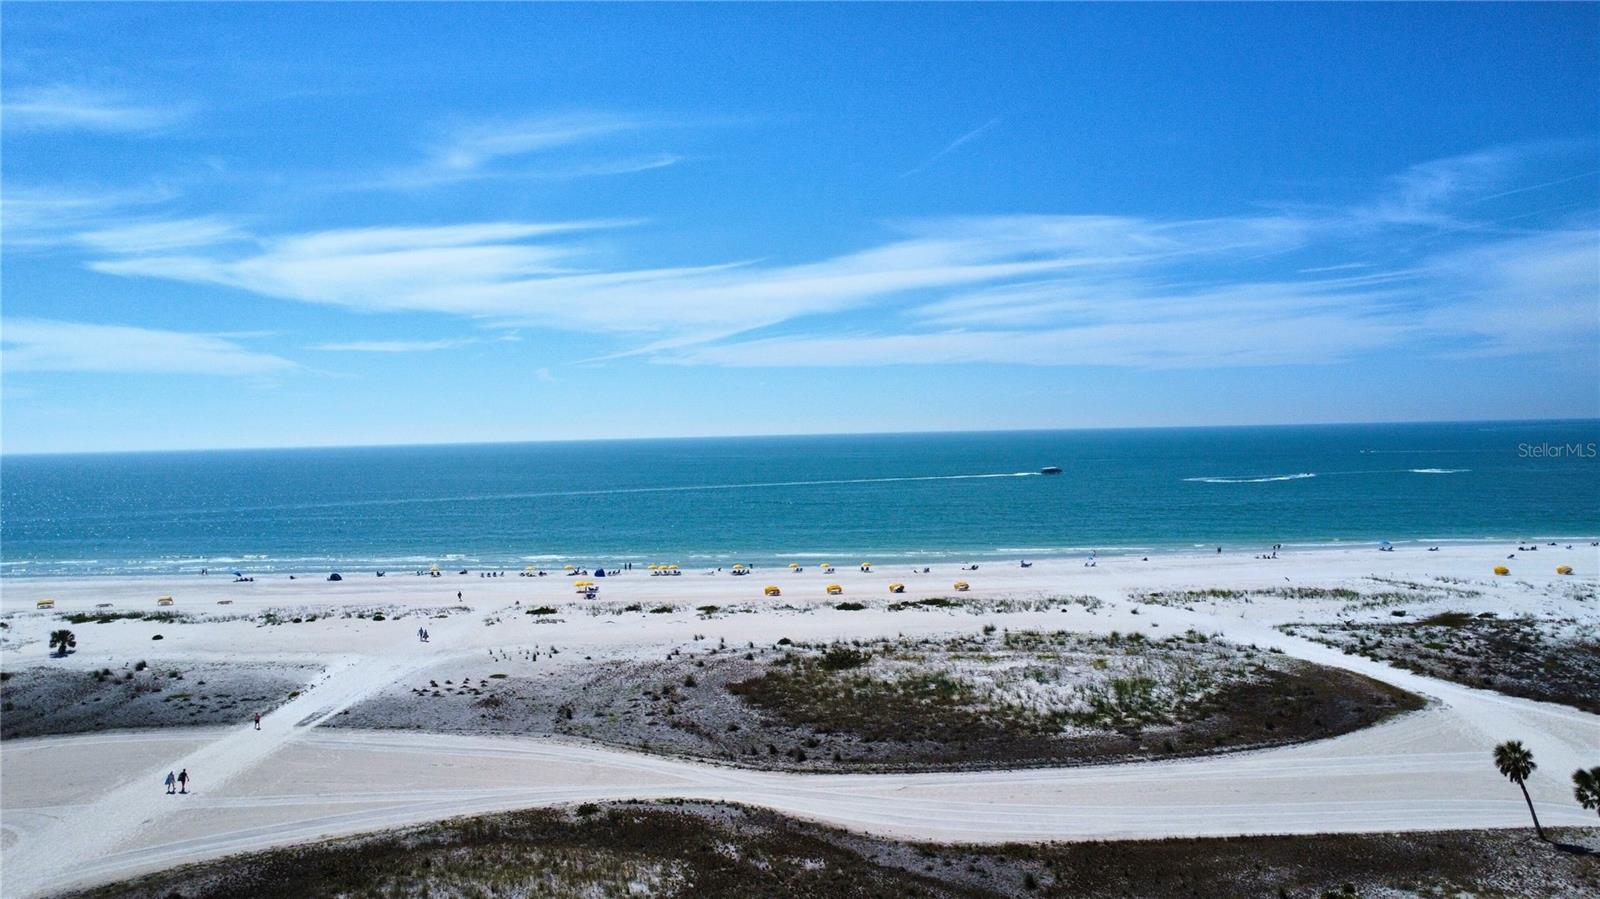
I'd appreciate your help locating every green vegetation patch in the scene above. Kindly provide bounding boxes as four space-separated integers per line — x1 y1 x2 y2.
63 803 1600 899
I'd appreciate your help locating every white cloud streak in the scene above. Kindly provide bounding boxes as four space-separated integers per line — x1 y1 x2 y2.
74 217 245 254
902 117 1004 177
376 114 678 188
310 338 480 353
3 85 189 133
52 145 1600 374
1 319 294 375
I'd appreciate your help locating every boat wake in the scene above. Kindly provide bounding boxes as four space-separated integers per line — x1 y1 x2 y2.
1184 472 1317 484
1409 468 1470 474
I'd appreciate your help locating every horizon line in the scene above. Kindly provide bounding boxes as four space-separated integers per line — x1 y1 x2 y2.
4 415 1596 459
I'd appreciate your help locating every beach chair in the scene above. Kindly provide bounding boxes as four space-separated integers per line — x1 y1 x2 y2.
825 584 843 596
953 581 970 592
887 583 906 594
764 585 781 597
157 596 174 606
36 598 55 609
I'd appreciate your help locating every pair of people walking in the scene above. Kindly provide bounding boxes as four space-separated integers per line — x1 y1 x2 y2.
164 769 190 795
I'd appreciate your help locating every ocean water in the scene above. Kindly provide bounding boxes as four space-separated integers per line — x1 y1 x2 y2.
2 421 1596 577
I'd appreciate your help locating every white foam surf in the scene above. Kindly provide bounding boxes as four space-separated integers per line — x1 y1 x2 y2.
1183 472 1317 484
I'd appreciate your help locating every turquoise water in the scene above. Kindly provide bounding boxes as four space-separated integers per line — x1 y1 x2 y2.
2 421 1596 577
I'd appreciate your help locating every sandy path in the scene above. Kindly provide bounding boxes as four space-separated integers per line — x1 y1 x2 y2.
2 544 1596 898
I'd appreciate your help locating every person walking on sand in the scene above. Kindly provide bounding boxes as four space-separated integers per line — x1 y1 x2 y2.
177 768 190 794
164 771 176 795
254 712 261 730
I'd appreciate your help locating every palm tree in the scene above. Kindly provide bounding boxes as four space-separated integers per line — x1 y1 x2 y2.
49 629 76 657
1575 767 1600 819
1493 740 1544 840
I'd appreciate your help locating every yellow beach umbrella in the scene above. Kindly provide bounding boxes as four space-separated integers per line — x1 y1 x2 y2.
764 585 781 596
564 565 576 571
36 598 55 609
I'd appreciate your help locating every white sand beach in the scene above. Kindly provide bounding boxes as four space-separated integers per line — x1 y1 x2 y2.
2 541 1596 898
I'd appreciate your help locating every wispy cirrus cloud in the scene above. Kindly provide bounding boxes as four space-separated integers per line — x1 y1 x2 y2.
85 213 1308 344
2 85 190 133
66 146 1600 372
375 113 680 188
0 185 179 247
1 319 294 375
902 116 1003 177
90 221 628 317
74 216 246 254
310 338 480 353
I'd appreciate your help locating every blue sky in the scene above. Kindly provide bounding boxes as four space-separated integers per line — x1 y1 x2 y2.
2 3 1597 453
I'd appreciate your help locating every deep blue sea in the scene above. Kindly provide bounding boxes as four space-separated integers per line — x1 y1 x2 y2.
2 422 1596 577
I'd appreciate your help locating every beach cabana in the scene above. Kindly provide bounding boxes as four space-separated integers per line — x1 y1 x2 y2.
953 581 970 591
887 583 906 594
1557 565 1574 575
1493 566 1510 576
36 598 55 609
764 585 781 596
157 596 174 606
826 584 843 595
